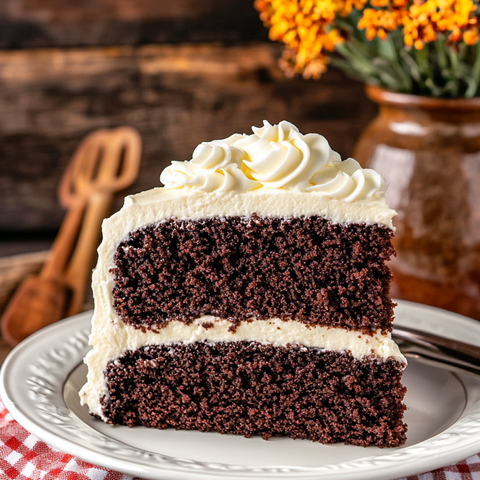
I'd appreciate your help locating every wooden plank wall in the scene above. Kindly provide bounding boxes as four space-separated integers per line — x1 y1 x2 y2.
0 1 377 233
0 0 268 47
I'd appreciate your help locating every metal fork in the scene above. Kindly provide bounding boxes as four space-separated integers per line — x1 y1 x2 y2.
393 324 480 376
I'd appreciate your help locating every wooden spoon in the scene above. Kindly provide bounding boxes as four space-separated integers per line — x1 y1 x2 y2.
1 127 142 346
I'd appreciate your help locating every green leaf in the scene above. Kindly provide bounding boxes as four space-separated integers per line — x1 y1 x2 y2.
326 14 480 97
465 77 477 98
470 42 480 95
434 37 448 71
377 35 397 63
399 50 421 83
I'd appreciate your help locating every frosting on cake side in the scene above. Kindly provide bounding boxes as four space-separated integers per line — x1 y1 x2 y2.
79 121 400 421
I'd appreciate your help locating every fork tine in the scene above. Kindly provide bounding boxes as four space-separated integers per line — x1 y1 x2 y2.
59 129 106 206
75 136 102 193
92 127 142 192
110 127 142 190
60 127 142 204
95 130 127 184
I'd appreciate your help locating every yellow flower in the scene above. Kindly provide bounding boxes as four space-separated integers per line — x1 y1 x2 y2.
371 0 389 7
358 8 403 39
357 0 478 49
255 0 349 78
464 28 480 44
255 0 480 77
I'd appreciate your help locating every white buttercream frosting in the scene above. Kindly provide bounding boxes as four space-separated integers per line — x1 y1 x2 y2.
80 120 399 420
160 142 260 192
80 317 405 419
160 120 387 200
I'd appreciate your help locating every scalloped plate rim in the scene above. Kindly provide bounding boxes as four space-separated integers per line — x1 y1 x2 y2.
1 299 480 479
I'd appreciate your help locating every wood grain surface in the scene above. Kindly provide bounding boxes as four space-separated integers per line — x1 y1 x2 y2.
0 43 377 232
0 1 377 353
0 0 267 48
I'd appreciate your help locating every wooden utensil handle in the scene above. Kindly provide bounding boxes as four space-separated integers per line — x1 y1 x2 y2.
64 190 113 316
40 199 86 280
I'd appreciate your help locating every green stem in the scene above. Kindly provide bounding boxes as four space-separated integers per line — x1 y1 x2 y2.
434 37 448 72
448 48 460 97
325 18 480 97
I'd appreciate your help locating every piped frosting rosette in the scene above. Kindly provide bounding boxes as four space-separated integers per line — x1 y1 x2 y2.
160 141 260 192
160 120 387 201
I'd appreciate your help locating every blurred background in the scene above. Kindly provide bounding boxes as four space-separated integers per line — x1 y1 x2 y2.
6 0 480 355
0 4 479 476
0 0 375 254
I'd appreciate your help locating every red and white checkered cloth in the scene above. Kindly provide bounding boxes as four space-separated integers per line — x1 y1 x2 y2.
1 397 479 480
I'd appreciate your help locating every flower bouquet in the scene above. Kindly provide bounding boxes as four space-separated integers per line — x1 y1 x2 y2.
255 0 480 97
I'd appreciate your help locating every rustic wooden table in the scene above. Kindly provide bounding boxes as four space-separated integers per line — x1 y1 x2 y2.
0 238 54 363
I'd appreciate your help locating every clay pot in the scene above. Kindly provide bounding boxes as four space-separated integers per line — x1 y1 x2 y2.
354 85 480 320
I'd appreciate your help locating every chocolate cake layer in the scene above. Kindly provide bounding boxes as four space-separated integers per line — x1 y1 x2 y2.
103 341 407 447
111 215 395 334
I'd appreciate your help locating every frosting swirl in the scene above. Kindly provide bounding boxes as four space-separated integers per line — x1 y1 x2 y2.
160 121 388 201
160 142 259 192
234 121 341 190
307 158 388 201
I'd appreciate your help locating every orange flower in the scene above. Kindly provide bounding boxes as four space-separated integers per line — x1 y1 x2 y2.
358 8 403 39
356 0 479 49
464 28 480 44
371 0 389 7
255 0 480 77
255 0 349 78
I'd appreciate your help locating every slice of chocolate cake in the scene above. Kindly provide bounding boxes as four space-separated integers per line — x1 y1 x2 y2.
80 121 407 447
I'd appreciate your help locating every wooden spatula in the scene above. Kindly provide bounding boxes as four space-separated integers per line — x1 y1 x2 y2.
1 127 142 346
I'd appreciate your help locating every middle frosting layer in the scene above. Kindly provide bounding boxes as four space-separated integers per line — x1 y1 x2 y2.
90 317 406 363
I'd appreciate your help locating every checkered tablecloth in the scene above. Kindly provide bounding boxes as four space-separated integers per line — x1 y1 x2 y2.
1 398 479 480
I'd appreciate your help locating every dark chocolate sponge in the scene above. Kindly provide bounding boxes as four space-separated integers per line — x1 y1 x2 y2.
103 341 407 447
111 215 395 334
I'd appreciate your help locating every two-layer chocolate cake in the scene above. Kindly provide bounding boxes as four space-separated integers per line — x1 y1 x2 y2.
80 121 407 447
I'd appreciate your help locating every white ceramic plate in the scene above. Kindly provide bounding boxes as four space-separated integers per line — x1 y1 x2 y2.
1 299 480 480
